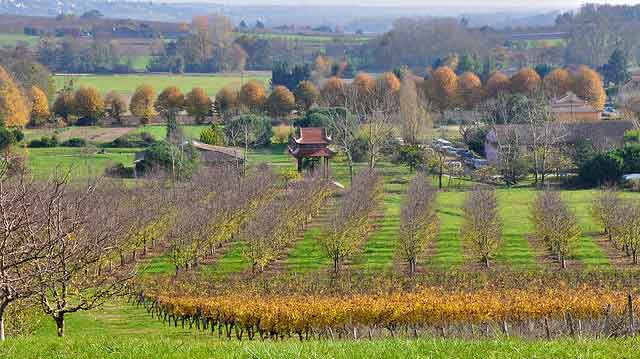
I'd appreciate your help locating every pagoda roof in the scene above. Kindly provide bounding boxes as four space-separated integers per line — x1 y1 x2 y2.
294 127 331 145
288 146 335 158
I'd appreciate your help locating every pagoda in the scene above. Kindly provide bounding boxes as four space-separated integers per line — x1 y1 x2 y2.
288 127 335 178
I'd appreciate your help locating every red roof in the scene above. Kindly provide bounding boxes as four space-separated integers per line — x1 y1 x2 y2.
295 127 330 145
289 146 335 157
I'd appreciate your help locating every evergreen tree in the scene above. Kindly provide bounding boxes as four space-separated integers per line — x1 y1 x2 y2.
601 48 630 86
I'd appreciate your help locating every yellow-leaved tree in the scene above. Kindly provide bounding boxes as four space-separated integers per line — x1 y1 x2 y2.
0 65 30 128
129 84 157 124
29 85 50 126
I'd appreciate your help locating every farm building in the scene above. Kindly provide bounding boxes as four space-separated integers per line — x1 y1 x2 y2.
485 120 634 163
550 92 601 122
134 140 243 175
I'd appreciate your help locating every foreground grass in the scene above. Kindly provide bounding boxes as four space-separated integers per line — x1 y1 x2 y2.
54 73 271 95
5 334 640 359
4 288 640 358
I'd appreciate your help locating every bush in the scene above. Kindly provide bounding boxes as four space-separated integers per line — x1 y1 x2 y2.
199 125 225 146
61 137 87 147
271 125 293 144
107 132 156 148
137 141 200 180
578 152 623 187
0 127 22 150
28 136 58 148
105 162 135 178
223 114 272 148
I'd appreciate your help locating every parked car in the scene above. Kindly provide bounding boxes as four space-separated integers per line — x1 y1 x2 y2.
472 158 488 169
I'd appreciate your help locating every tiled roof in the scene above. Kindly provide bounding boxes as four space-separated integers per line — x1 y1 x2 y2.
295 127 331 144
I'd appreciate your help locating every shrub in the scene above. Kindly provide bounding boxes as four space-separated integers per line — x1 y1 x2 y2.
199 125 225 146
0 127 22 150
578 152 623 187
107 132 156 148
28 135 58 148
61 137 87 147
105 162 135 178
137 141 200 180
271 125 293 144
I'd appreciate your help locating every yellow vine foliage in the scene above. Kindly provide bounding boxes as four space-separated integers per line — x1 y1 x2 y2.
148 285 631 337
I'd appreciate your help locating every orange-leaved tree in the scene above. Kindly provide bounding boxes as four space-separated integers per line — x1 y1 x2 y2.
573 66 606 111
543 68 572 99
267 85 295 118
185 87 211 124
510 68 541 95
239 80 267 113
431 66 459 112
484 71 511 98
294 80 319 111
458 71 483 109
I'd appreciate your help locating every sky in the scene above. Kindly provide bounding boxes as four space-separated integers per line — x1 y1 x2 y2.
162 0 639 8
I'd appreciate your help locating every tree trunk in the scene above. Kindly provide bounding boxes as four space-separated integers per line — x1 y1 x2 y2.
561 256 567 269
0 302 7 341
55 314 65 337
484 256 490 268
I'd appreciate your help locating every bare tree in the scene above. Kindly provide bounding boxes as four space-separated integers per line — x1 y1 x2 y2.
531 190 581 269
460 185 502 267
592 188 621 242
325 108 360 183
36 178 139 337
0 172 56 340
397 174 439 274
320 170 382 274
345 82 398 169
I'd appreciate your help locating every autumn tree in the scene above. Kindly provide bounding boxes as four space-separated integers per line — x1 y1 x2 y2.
510 67 541 95
378 72 401 93
73 86 105 124
397 174 439 274
430 66 459 112
531 190 581 269
485 71 511 98
28 86 50 126
351 72 377 112
0 65 29 128
267 85 295 118
458 71 483 109
215 86 240 119
185 87 211 124
320 76 345 107
104 91 127 123
239 80 267 112
543 68 572 99
129 84 157 125
294 80 319 111
155 86 185 118
461 185 502 267
573 66 606 111
52 87 75 123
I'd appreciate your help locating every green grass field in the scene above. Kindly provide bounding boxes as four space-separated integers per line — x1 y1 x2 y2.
0 32 38 47
54 72 271 95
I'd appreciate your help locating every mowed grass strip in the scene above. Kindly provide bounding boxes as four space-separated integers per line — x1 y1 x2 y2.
431 191 465 268
494 189 537 268
562 190 610 267
286 227 331 273
54 73 271 95
357 194 402 271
